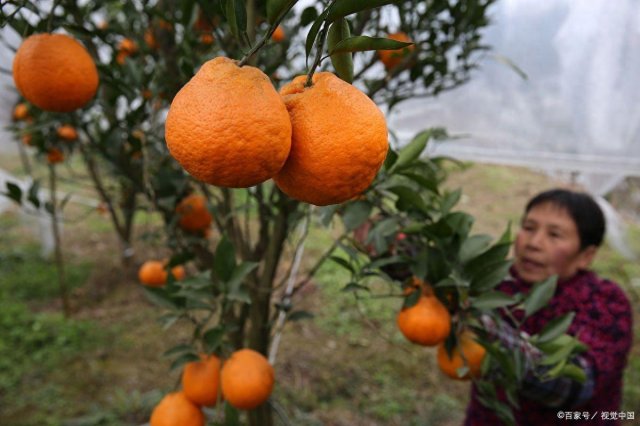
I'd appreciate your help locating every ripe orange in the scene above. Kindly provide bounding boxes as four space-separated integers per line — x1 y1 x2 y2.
396 289 451 346
13 33 99 112
271 25 285 42
150 392 204 426
47 148 64 164
144 29 157 49
437 331 486 380
176 194 212 233
378 32 415 70
118 38 138 54
57 125 78 141
166 57 291 188
116 51 128 65
274 72 388 206
138 260 186 287
182 354 222 406
199 34 215 45
13 103 29 121
221 349 275 410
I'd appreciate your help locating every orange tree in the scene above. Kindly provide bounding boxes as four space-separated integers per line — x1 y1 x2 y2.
2 1 586 425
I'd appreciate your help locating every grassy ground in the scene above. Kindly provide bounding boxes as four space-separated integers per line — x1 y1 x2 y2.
1 157 639 426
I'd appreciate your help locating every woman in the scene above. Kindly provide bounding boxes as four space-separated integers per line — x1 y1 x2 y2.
465 189 633 425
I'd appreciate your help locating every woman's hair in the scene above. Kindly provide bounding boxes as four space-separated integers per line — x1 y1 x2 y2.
525 188 606 249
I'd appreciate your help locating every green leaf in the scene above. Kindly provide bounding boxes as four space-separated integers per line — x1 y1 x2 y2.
392 130 431 171
536 312 575 344
464 242 512 278
387 185 429 214
523 276 557 318
327 18 354 83
305 8 330 62
459 234 493 264
300 6 318 27
402 287 421 309
5 182 22 205
267 0 293 24
170 352 200 371
342 282 369 292
329 35 413 54
382 148 398 171
326 0 396 22
214 237 236 282
341 200 372 231
225 0 247 40
142 287 178 310
163 343 196 358
557 363 586 383
27 181 40 208
330 256 355 273
203 326 225 353
441 189 462 214
227 261 259 302
540 340 578 367
470 291 517 310
470 259 513 293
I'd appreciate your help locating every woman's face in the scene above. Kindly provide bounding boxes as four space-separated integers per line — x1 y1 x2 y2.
513 202 597 284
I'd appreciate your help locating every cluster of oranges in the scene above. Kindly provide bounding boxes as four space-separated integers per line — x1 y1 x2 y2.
12 101 79 164
165 56 390 206
150 349 275 425
396 278 486 380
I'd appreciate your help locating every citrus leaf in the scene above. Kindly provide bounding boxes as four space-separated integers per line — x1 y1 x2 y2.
4 182 22 205
392 130 431 171
214 237 236 282
341 200 372 231
326 0 396 22
203 326 225 353
267 0 294 24
142 287 178 310
330 256 355 273
305 8 331 61
523 276 557 318
342 282 369 292
170 352 200 371
470 291 517 310
327 18 354 83
402 287 421 309
459 234 493 264
470 259 513 293
329 35 413 54
300 6 318 27
163 343 196 358
536 312 575 344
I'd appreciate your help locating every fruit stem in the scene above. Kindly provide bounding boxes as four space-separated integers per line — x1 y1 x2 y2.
305 0 339 87
238 0 298 67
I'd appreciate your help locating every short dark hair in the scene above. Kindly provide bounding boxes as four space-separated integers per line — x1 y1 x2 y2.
525 188 606 249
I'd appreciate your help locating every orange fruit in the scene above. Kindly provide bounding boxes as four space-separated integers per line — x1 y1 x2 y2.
221 349 275 410
116 51 128 65
47 148 64 164
144 29 157 49
199 33 214 45
13 103 29 121
138 260 186 287
271 25 285 42
378 32 415 70
165 57 291 188
396 289 451 346
274 72 388 206
176 194 212 233
57 125 78 141
437 331 486 380
118 38 138 54
182 354 222 406
13 33 99 112
150 392 204 426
